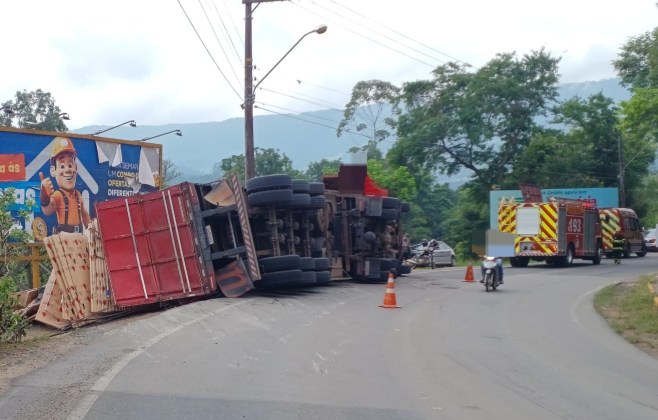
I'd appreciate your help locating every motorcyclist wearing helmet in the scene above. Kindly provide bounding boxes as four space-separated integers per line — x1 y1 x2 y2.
39 137 91 234
480 256 504 284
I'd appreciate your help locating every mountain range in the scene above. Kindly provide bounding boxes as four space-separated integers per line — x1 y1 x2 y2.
71 78 630 183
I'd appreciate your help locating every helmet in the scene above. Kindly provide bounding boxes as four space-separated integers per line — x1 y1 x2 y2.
51 137 76 161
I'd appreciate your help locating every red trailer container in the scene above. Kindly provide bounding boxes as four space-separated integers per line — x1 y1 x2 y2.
96 183 217 307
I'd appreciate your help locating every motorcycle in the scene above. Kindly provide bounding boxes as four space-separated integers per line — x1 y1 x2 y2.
403 240 437 269
481 256 500 292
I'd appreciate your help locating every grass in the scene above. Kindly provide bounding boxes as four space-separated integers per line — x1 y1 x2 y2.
594 275 658 351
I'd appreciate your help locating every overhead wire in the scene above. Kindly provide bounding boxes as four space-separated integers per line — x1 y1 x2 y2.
211 0 244 67
288 1 438 68
198 0 243 90
176 0 243 100
306 0 448 66
328 0 472 66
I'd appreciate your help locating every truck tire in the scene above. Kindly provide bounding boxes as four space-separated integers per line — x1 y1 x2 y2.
509 257 529 267
592 241 603 265
308 182 325 196
636 244 647 257
246 174 292 193
560 245 574 267
286 193 311 208
291 179 310 193
259 255 300 272
247 189 293 207
315 271 331 284
256 269 303 290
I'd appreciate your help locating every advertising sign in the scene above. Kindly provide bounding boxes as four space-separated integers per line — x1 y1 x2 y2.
0 127 162 240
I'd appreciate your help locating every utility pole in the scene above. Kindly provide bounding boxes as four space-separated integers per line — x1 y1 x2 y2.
243 0 325 183
617 132 626 207
244 1 257 182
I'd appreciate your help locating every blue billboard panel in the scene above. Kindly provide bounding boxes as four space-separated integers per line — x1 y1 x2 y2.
0 128 162 240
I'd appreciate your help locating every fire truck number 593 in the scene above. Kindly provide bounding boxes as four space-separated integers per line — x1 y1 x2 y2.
567 218 582 233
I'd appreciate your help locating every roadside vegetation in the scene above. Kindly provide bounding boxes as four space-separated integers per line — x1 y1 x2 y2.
0 188 34 343
595 276 658 356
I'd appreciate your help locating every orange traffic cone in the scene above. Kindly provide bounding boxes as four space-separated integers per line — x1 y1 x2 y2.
463 264 475 282
379 272 401 308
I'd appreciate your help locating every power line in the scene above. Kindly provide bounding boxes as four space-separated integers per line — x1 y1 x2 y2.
258 86 345 112
307 0 448 66
289 1 437 68
328 0 472 66
176 0 243 100
214 0 244 63
197 0 243 90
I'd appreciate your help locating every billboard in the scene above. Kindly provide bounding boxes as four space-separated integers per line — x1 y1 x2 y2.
0 127 162 240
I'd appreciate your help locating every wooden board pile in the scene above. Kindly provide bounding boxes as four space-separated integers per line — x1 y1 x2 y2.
35 220 119 329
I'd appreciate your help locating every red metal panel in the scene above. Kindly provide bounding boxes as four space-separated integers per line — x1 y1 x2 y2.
96 183 214 307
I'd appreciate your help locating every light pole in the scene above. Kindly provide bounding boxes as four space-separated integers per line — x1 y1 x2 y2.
137 129 182 142
90 120 137 136
243 13 327 181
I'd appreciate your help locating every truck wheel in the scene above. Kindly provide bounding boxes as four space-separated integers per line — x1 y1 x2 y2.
561 245 574 267
246 174 292 193
623 243 631 258
592 241 603 265
509 257 529 267
248 189 293 207
637 244 647 257
258 255 300 272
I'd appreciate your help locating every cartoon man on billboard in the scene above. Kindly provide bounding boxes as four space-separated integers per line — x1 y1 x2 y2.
39 136 91 234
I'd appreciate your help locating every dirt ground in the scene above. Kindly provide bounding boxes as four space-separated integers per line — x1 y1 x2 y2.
1 282 657 396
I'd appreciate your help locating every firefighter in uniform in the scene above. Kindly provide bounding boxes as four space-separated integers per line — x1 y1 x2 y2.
612 232 625 264
39 137 91 234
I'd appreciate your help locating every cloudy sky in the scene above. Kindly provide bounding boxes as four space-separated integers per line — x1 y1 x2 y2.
1 0 656 129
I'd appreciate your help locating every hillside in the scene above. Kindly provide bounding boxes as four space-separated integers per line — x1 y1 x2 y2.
71 78 630 182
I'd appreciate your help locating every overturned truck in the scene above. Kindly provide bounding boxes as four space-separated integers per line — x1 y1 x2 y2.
95 164 410 306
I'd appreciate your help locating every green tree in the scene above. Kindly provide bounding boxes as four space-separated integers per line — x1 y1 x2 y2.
1 89 68 131
338 80 401 159
510 93 629 189
305 158 341 181
612 28 658 90
390 50 560 198
219 148 303 181
366 159 416 202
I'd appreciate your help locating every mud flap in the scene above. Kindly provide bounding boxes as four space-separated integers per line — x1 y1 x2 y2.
215 258 254 297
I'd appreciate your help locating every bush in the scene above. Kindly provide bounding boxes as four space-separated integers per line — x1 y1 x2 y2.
0 276 29 342
0 187 33 343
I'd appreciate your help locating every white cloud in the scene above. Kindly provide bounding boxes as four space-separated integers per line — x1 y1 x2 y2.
1 0 656 129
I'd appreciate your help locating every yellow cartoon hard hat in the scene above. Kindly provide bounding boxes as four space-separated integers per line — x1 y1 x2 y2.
51 137 76 160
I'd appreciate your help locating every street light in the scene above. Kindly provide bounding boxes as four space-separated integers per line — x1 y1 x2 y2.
22 112 71 129
137 129 182 142
243 21 327 181
91 120 137 135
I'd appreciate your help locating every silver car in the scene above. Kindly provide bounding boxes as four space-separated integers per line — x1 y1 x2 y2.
644 228 657 252
409 240 456 267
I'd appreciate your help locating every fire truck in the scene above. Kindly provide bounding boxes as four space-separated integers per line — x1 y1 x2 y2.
498 185 603 267
599 207 647 258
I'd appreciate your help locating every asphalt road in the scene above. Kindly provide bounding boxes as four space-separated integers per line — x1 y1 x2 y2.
2 254 658 419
